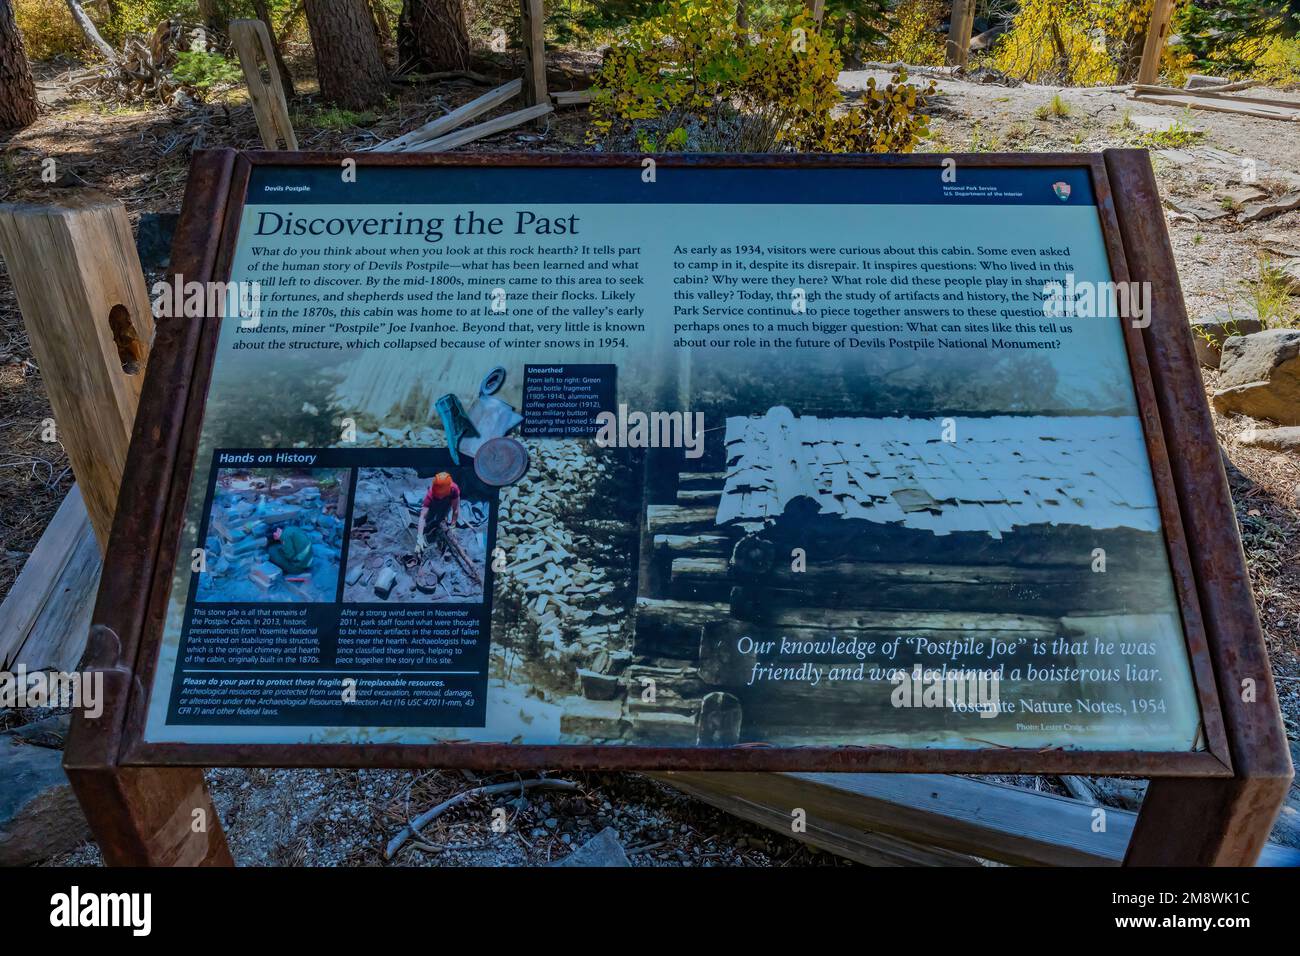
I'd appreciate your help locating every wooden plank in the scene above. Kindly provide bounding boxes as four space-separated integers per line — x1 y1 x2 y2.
654 772 981 866
0 193 156 550
398 103 552 153
230 19 298 150
945 0 975 68
646 504 717 534
14 507 100 673
519 0 548 111
551 89 592 106
1137 0 1176 86
373 79 523 152
1130 91 1298 121
651 771 1300 867
0 486 94 668
1133 83 1300 110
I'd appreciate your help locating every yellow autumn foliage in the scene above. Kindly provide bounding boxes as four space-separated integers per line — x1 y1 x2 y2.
590 0 934 153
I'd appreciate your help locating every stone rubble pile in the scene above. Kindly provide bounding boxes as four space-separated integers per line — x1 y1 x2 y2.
495 440 627 662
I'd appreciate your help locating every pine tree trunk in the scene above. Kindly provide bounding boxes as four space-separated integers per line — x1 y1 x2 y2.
304 0 389 109
0 0 38 130
398 0 470 73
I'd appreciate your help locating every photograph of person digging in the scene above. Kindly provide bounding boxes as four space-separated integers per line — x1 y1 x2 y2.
195 468 348 604
344 467 490 604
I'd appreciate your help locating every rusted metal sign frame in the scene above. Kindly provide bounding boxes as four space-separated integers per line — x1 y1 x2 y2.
64 149 1290 865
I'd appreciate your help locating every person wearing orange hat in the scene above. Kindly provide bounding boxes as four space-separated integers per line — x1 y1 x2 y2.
416 471 461 553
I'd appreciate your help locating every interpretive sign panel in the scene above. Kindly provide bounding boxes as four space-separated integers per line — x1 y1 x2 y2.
117 152 1236 774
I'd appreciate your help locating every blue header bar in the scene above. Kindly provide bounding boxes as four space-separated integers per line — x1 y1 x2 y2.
246 162 1097 208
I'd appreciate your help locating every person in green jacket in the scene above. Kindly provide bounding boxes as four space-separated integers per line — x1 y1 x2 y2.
267 524 313 574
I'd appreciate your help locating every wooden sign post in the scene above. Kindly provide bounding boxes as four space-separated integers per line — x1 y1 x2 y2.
63 150 1290 866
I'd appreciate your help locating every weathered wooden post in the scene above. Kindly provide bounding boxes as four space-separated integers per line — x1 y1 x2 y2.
230 18 298 151
519 0 548 121
0 192 156 551
946 0 975 68
1136 0 1175 86
0 186 233 867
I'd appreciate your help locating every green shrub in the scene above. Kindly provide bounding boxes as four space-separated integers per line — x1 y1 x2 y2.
1253 33 1300 87
881 0 946 66
171 49 243 94
589 0 932 153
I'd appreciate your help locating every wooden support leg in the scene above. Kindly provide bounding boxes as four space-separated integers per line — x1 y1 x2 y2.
1125 775 1291 865
0 192 156 552
65 766 233 867
2 181 232 866
1103 148 1294 867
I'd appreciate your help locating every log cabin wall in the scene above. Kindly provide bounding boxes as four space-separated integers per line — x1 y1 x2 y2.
631 407 1190 745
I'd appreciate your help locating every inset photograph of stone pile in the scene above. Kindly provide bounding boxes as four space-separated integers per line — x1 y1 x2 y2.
196 468 349 603
344 467 490 604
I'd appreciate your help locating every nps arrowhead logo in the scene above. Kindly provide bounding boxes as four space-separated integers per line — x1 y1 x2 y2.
1052 181 1072 201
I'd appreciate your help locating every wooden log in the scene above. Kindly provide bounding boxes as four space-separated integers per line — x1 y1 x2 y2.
677 488 720 505
633 596 729 659
945 0 975 68
650 771 1300 867
1136 0 1175 86
0 192 155 550
646 504 718 534
66 0 118 65
673 557 1178 615
677 471 726 490
653 534 731 557
230 19 298 150
0 485 99 671
1129 91 1298 121
402 103 552 153
1133 83 1300 110
372 78 522 152
551 89 592 106
518 0 548 114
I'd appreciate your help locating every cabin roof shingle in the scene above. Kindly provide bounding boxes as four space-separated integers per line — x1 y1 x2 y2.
719 407 1162 537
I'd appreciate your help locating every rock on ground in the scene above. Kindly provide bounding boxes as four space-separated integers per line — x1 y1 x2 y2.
1190 311 1263 369
1213 329 1300 425
549 826 629 867
0 739 88 866
1239 426 1300 453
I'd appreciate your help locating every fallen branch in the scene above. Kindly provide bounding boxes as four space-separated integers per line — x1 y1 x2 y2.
65 0 118 65
392 69 494 85
386 778 579 859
